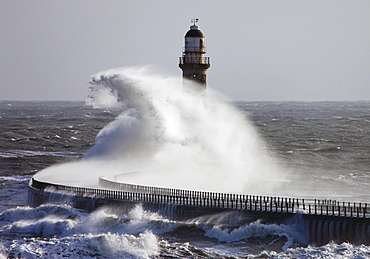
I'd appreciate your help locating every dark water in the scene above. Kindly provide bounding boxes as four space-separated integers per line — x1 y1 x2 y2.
0 101 369 258
243 101 370 202
0 101 118 177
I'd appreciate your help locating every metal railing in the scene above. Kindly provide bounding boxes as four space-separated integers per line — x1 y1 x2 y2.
30 177 370 219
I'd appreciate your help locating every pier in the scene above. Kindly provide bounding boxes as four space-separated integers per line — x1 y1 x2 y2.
28 176 370 246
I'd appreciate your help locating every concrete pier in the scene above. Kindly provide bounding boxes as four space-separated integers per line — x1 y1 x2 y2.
28 176 370 246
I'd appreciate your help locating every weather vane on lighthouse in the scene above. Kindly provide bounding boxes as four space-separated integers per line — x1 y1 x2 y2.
179 18 210 92
191 17 199 25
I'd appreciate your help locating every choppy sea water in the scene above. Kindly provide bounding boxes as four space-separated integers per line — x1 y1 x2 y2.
0 101 369 258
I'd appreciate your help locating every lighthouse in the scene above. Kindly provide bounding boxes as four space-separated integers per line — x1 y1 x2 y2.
179 18 210 91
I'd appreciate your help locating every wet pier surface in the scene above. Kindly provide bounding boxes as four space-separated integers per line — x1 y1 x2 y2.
28 176 370 246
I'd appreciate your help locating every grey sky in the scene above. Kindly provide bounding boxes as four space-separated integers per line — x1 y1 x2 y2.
1 0 370 101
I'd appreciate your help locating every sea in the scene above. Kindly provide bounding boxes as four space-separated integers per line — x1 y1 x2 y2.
0 99 369 258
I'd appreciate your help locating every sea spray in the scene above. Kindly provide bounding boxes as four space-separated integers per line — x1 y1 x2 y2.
86 66 287 194
35 66 288 194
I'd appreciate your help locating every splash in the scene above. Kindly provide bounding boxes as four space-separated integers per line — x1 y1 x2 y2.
36 66 287 194
202 220 308 250
0 204 163 258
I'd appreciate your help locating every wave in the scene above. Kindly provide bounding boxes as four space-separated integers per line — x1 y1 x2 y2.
0 202 308 257
0 204 167 258
265 242 370 258
0 150 78 158
0 175 31 183
0 203 305 258
202 220 308 251
35 65 288 195
0 204 176 237
1 202 369 258
0 232 158 259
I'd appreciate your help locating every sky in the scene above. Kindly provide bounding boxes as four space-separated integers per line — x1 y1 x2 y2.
1 0 370 101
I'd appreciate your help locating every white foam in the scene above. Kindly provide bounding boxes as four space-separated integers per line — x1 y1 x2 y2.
199 214 312 251
267 242 370 258
1 232 158 259
0 204 164 258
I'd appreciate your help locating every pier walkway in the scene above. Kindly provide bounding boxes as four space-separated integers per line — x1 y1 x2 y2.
28 176 370 246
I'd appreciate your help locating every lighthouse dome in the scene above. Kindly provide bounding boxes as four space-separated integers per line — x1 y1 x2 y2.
185 25 204 38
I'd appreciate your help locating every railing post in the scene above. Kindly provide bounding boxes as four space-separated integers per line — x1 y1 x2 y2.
357 203 360 217
275 199 280 212
332 205 335 216
338 205 341 216
280 199 283 212
286 198 288 212
285 198 289 212
270 200 272 211
364 203 367 218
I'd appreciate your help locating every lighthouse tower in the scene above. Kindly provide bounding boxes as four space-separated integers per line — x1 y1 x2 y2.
179 18 210 91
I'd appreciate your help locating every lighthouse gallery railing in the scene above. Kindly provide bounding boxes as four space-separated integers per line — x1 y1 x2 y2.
179 57 210 65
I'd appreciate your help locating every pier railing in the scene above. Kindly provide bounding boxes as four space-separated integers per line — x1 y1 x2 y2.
29 177 370 219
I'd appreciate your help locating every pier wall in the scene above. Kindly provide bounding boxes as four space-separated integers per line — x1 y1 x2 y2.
28 177 370 246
